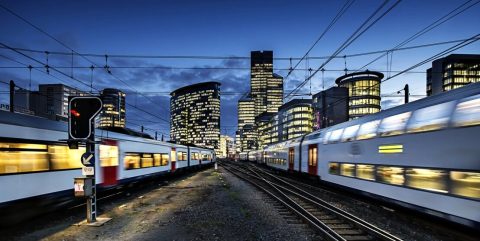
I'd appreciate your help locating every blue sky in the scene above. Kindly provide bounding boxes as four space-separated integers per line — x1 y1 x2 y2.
0 0 479 138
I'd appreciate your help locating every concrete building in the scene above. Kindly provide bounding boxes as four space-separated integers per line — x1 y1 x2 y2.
427 54 480 96
99 88 126 128
170 82 221 154
336 71 382 119
38 84 87 121
278 99 313 141
312 87 349 130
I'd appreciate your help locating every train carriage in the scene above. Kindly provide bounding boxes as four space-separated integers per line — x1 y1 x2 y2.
264 82 480 227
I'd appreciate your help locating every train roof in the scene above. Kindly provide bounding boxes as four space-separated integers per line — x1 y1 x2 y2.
323 82 480 132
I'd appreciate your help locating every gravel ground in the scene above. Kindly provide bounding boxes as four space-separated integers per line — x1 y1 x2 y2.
0 167 321 241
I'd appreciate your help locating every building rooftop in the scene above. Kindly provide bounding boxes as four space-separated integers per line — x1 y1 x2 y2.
170 81 221 96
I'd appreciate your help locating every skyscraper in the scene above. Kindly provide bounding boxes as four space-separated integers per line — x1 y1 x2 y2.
250 51 283 116
170 82 221 154
99 88 126 128
38 84 87 121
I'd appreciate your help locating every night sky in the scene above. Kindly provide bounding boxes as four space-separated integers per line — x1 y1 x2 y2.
0 0 479 139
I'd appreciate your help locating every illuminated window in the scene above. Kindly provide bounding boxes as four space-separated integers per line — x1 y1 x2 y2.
405 168 447 193
377 166 404 185
308 145 317 166
450 171 480 199
124 153 140 170
357 164 375 180
407 102 455 133
340 163 355 177
177 152 187 161
141 153 153 168
100 145 119 167
48 145 85 170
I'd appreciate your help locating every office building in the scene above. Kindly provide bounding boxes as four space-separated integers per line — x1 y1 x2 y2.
38 84 87 121
99 88 126 128
250 51 283 116
219 135 234 158
312 87 349 130
427 54 480 96
278 99 313 141
170 82 221 154
336 71 382 119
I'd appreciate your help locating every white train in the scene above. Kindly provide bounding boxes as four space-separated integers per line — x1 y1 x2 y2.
0 111 215 223
261 83 480 227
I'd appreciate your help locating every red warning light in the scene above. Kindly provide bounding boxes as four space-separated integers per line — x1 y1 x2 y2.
70 109 81 117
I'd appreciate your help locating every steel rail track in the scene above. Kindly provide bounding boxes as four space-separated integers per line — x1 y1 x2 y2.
221 161 402 241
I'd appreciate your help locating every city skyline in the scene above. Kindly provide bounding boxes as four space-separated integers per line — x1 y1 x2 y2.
0 0 479 138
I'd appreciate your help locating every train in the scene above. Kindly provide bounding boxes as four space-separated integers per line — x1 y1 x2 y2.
245 82 480 228
0 110 215 224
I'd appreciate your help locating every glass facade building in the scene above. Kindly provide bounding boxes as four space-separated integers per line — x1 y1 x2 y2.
336 71 383 119
99 88 126 128
427 54 480 96
279 99 313 141
170 82 221 154
235 96 256 153
250 51 283 116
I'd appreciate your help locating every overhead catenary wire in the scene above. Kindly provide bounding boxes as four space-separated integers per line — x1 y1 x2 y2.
359 0 480 70
0 2 170 114
284 0 403 101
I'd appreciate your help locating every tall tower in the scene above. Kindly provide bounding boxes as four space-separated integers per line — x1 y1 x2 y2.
170 82 221 154
250 51 283 117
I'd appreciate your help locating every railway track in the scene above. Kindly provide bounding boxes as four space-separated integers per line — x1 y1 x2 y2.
220 161 402 241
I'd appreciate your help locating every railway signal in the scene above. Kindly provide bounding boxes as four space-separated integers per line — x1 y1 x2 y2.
68 96 102 140
67 96 110 225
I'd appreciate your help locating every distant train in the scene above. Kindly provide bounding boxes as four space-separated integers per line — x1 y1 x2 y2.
0 111 215 223
246 82 480 228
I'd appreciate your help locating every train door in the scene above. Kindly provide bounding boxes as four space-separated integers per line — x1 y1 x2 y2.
308 144 318 175
171 147 176 171
288 147 294 171
100 140 119 186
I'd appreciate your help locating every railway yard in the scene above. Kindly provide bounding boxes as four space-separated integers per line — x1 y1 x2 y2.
0 162 478 241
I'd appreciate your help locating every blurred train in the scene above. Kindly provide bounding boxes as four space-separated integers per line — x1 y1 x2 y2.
0 111 215 224
246 83 480 228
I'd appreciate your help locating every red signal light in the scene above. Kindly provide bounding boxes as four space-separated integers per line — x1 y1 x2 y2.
70 109 81 117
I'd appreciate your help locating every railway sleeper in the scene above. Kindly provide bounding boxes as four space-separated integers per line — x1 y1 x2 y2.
341 235 373 241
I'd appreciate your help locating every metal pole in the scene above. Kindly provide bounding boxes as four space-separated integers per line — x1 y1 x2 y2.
86 122 96 223
404 84 409 104
9 80 14 113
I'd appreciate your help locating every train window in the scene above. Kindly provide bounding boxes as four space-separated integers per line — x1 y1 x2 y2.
450 171 480 199
452 94 480 127
154 154 161 166
124 153 140 170
357 120 380 140
161 154 169 166
405 168 448 193
191 152 199 160
341 125 360 142
177 152 187 161
378 112 411 137
0 143 49 174
356 164 375 180
329 163 340 175
407 102 455 133
100 145 119 167
48 145 84 170
308 145 317 166
141 154 153 168
376 166 404 185
340 163 355 177
328 128 343 143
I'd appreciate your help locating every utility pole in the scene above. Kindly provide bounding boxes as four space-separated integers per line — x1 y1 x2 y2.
9 80 14 113
404 84 409 104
